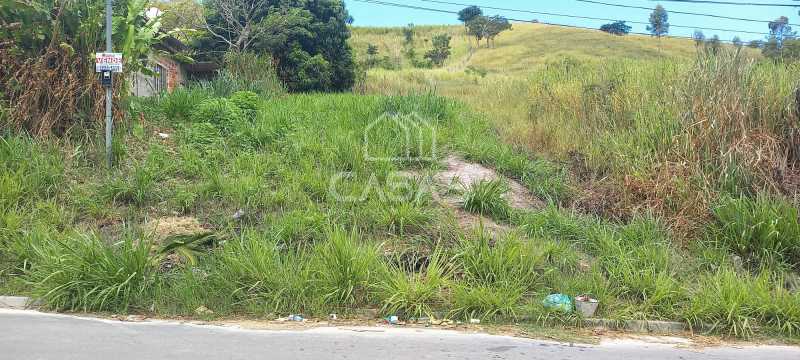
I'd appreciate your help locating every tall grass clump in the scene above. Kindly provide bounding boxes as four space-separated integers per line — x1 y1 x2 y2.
685 269 800 339
208 231 307 314
201 52 285 97
25 233 155 312
591 219 684 319
308 228 385 308
379 251 450 319
713 194 800 270
451 232 542 319
679 50 800 195
463 179 511 220
160 87 211 122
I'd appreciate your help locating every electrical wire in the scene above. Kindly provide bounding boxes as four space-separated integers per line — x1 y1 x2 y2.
351 0 749 42
415 0 770 35
575 0 800 26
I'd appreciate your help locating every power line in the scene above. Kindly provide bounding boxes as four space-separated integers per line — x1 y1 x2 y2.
416 0 770 35
648 0 799 6
351 0 746 42
575 0 800 26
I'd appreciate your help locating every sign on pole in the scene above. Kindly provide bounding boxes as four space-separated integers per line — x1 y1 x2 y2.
95 52 123 73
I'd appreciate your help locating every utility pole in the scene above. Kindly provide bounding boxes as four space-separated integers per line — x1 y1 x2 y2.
104 0 113 168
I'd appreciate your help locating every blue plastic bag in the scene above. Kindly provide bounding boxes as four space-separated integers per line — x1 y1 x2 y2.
542 294 573 313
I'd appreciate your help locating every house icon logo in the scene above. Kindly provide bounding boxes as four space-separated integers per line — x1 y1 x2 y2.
363 112 437 163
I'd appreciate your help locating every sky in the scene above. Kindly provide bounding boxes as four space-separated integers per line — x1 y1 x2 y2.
343 0 800 42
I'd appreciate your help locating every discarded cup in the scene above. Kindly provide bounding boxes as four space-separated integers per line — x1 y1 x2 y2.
329 313 338 320
574 295 599 318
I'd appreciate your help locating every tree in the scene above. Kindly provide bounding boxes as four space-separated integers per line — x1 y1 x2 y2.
768 16 796 48
424 34 451 67
748 40 764 49
647 5 669 38
599 21 631 36
763 16 797 59
693 30 705 47
485 16 512 47
467 15 511 47
367 44 379 57
402 23 415 46
366 43 379 68
150 0 204 41
458 6 483 25
201 1 356 92
732 36 743 49
466 16 490 45
705 35 721 54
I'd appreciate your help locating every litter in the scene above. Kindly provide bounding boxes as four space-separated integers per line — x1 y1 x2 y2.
574 295 599 317
543 293 573 313
385 315 399 325
469 318 481 324
329 313 338 320
288 314 304 322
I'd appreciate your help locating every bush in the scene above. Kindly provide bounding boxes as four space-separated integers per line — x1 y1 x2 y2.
714 194 800 270
230 91 260 115
210 231 308 314
191 98 243 130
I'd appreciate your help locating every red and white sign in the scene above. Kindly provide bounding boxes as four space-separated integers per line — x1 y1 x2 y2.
95 52 123 73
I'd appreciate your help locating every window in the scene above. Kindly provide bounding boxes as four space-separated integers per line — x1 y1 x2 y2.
152 63 167 94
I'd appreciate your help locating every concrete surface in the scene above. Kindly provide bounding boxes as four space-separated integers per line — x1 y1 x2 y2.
0 296 31 309
1 309 799 360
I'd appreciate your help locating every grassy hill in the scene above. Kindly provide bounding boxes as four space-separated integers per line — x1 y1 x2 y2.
351 23 698 72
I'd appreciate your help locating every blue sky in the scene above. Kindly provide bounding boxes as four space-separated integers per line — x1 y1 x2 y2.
344 0 800 42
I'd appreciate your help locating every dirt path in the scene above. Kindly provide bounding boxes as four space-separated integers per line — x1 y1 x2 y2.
431 155 542 236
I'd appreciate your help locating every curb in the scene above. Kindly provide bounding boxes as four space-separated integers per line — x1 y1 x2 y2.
0 296 36 310
584 318 687 334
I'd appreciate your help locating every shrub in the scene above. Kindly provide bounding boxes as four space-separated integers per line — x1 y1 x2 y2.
229 91 260 114
191 98 243 130
25 233 156 312
463 179 511 220
713 194 800 270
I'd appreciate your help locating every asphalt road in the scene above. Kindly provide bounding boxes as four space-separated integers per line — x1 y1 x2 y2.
1 309 798 360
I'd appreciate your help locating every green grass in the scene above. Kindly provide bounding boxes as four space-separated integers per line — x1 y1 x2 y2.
1 38 799 339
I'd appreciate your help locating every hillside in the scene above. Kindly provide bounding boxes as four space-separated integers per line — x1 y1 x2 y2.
351 23 699 72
